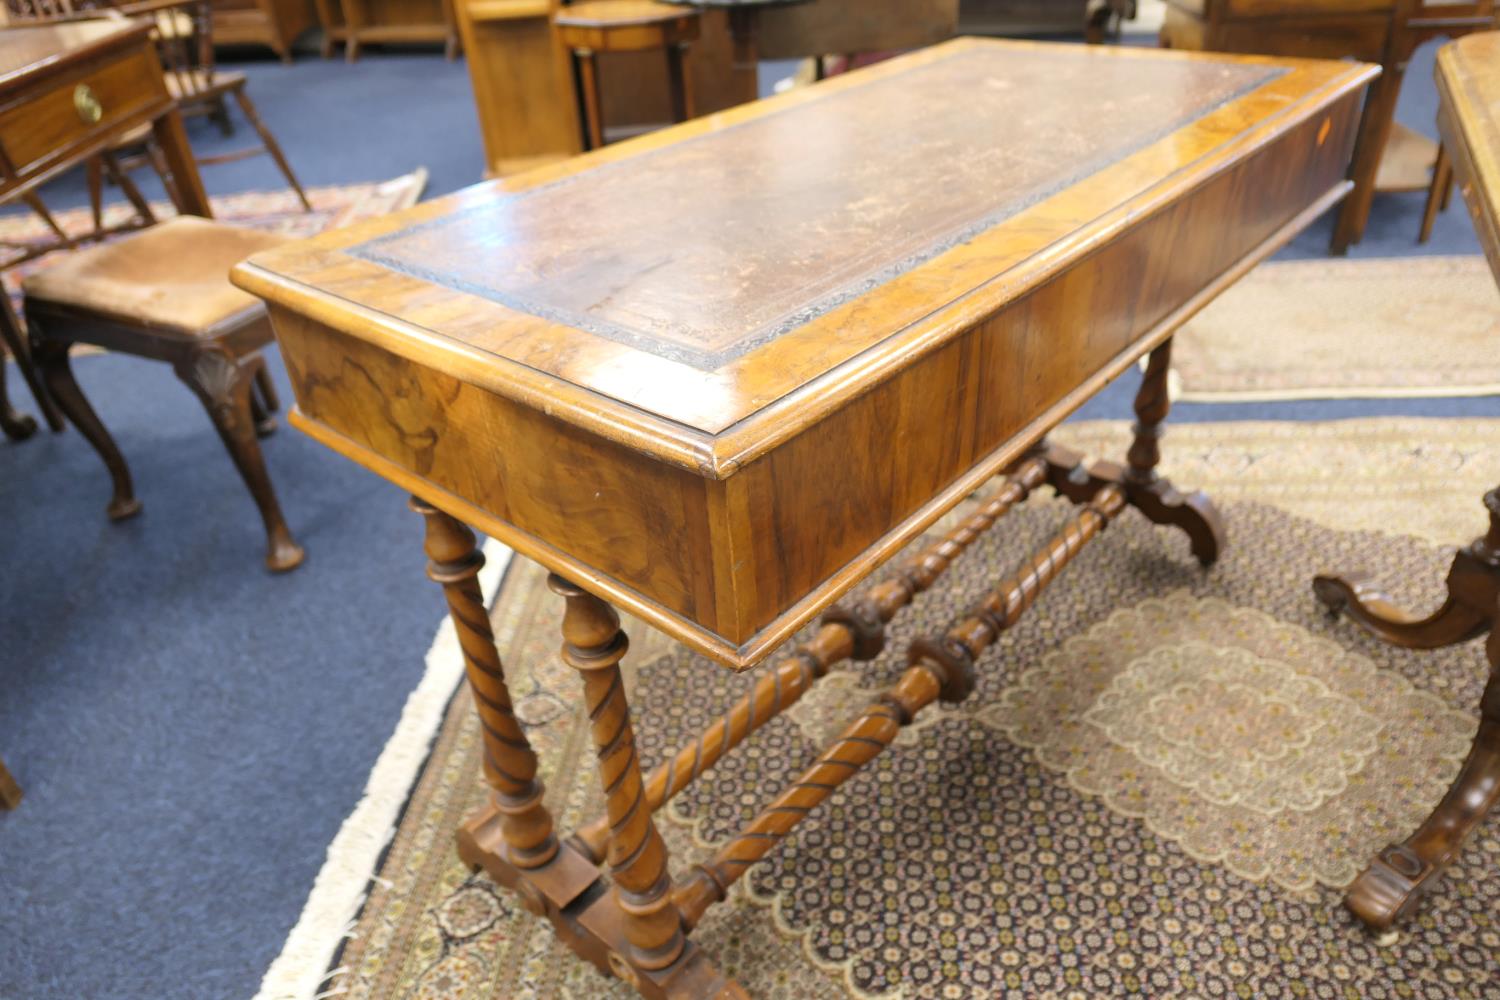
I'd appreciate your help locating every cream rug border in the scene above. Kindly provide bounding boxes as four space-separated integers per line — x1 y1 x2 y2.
252 540 512 1000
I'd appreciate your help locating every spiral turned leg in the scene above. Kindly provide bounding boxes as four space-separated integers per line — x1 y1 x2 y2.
412 497 559 880
568 457 1051 866
550 574 685 975
673 484 1127 931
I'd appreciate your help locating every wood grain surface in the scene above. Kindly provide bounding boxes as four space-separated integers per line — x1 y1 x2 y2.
237 38 1375 668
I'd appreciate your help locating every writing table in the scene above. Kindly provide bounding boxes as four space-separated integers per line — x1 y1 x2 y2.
1320 29 1500 934
234 38 1375 997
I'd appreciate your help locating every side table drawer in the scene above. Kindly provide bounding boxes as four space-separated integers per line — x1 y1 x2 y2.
0 45 167 183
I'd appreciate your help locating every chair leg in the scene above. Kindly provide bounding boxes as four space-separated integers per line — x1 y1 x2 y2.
248 360 278 438
211 94 235 138
32 338 141 520
0 352 38 441
0 294 64 432
229 87 312 212
175 347 304 572
1419 143 1451 245
575 49 605 151
666 42 694 123
103 151 157 230
145 141 185 215
0 756 20 810
25 190 74 252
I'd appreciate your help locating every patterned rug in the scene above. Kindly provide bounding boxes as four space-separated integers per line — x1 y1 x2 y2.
1171 256 1500 401
0 169 427 312
321 418 1500 1000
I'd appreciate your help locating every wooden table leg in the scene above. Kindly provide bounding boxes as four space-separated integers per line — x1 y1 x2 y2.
1044 337 1226 566
0 756 20 810
1330 57 1406 255
1317 487 1500 931
149 107 213 218
549 574 686 975
413 498 561 873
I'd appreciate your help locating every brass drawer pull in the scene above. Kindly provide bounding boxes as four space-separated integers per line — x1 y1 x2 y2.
73 84 102 124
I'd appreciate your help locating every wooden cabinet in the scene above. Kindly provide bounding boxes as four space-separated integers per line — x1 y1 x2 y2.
318 0 460 60
211 0 317 62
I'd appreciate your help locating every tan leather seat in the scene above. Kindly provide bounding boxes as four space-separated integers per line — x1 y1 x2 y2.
23 216 289 336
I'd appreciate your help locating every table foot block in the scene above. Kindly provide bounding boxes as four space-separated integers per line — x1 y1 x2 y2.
458 804 746 998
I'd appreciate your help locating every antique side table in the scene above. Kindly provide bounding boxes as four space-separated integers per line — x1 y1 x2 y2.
0 19 213 441
235 39 1373 997
1161 0 1497 255
1318 30 1500 934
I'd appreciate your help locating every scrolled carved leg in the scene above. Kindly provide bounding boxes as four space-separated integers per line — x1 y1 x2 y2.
1326 488 1500 931
569 457 1051 866
1345 623 1500 932
550 574 685 974
175 348 303 572
414 499 560 877
1044 340 1224 566
33 338 141 521
1313 577 1488 649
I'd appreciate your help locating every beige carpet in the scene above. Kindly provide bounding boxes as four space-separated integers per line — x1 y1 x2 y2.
316 418 1500 1000
1171 256 1500 401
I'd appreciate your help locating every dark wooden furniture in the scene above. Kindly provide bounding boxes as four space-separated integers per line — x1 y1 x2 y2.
1161 0 1497 254
0 19 210 441
317 0 459 60
1317 30 1500 934
234 40 1372 997
555 1 697 150
25 215 305 571
208 0 315 62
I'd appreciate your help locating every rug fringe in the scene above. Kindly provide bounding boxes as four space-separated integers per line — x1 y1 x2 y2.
251 539 511 1000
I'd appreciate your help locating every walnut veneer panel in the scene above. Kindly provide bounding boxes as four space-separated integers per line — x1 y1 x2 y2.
236 38 1375 667
1437 32 1500 282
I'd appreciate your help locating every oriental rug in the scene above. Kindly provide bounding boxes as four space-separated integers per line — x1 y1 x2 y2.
312 418 1500 1000
1171 256 1500 401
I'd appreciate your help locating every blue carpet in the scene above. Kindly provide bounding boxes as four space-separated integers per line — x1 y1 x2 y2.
0 33 1495 1000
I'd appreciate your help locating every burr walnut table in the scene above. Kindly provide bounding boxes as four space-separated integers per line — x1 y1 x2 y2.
234 39 1373 998
1318 30 1500 935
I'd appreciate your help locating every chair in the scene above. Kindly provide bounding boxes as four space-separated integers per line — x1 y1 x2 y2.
25 216 306 572
554 1 701 151
111 0 313 211
0 757 19 810
2 0 312 212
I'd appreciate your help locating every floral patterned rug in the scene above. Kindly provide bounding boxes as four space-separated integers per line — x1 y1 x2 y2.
1171 256 1500 400
319 418 1500 1000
